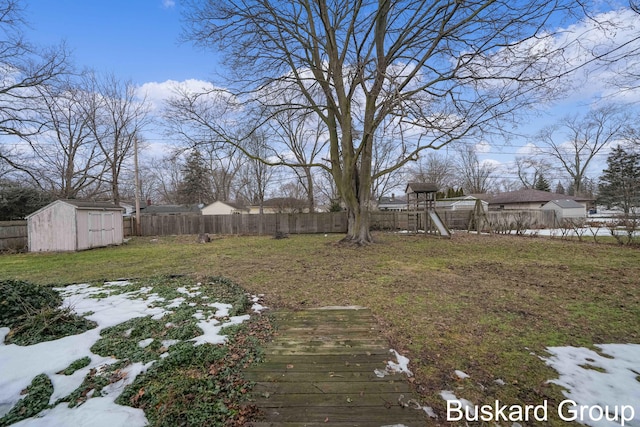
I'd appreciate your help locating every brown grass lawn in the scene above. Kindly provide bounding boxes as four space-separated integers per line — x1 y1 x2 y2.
2 232 639 425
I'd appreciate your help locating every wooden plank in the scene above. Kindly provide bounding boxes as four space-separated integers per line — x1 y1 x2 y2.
247 308 426 426
259 354 391 366
245 370 406 382
254 406 426 424
261 348 392 356
267 338 390 348
251 380 412 395
251 392 416 407
249 361 386 372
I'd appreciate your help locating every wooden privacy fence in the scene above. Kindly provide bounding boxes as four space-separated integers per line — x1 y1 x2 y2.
486 210 558 233
370 210 472 231
0 220 27 251
126 212 349 237
0 211 559 248
124 210 561 237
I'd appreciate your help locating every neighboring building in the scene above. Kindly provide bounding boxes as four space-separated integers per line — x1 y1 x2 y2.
542 199 586 220
201 201 248 215
487 189 592 211
377 194 408 211
26 200 124 252
140 204 203 215
436 195 488 211
119 200 148 216
248 198 308 214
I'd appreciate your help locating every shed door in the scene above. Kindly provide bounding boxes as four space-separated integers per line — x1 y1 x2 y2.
88 212 115 248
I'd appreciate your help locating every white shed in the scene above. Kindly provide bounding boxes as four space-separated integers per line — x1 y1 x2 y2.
27 200 124 252
542 199 586 220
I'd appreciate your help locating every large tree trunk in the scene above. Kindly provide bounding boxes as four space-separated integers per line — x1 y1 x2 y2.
343 204 372 245
339 153 374 245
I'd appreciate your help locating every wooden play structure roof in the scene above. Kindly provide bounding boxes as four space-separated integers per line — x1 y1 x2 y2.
405 182 438 194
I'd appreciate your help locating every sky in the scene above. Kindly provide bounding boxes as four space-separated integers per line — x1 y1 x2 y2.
19 1 640 192
23 0 217 85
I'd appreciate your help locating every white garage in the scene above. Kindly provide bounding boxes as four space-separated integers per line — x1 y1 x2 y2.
542 199 586 220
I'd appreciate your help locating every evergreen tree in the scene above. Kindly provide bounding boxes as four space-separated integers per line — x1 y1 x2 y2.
177 150 212 205
0 183 53 220
598 145 640 214
534 174 551 192
554 181 565 194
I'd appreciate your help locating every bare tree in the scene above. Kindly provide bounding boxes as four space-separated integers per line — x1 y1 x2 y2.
514 156 553 189
146 154 184 204
201 143 244 202
16 77 105 198
182 0 619 244
455 145 496 194
266 108 327 213
0 0 68 171
235 132 276 213
536 105 627 197
85 73 150 205
409 152 455 191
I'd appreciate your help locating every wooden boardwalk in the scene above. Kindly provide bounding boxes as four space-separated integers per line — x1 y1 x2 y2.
246 308 427 426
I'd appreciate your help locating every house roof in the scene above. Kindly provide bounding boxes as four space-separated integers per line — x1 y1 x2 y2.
261 197 307 208
546 199 584 209
436 196 488 207
405 182 439 194
141 204 202 214
488 189 591 205
378 196 408 205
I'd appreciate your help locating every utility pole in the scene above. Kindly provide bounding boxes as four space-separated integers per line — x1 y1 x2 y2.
134 136 141 236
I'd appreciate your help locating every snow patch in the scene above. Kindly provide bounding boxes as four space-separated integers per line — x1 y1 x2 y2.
544 344 640 427
374 349 413 378
439 390 475 411
137 338 154 348
455 369 470 379
0 279 256 426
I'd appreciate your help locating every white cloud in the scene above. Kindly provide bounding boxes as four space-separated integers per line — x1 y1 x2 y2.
136 79 217 111
475 141 491 154
162 0 175 8
516 143 541 156
481 158 503 169
466 7 640 105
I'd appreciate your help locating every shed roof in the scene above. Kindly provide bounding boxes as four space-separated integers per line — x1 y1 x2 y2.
405 182 438 194
26 199 122 219
58 199 123 210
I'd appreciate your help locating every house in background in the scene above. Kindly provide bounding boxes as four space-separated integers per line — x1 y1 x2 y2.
542 199 586 220
201 201 248 215
487 189 593 211
119 200 148 216
436 195 488 211
140 204 203 215
26 200 124 252
248 198 308 214
377 194 408 211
